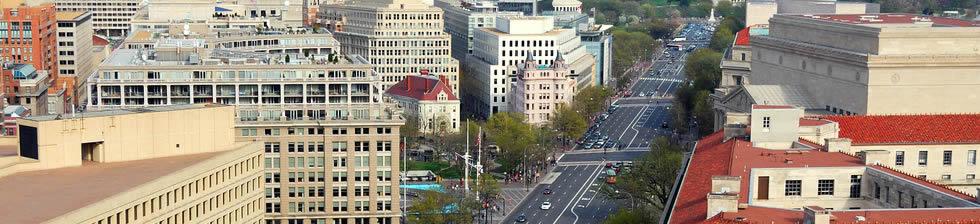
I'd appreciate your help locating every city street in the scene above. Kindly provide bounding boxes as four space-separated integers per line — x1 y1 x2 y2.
496 22 714 224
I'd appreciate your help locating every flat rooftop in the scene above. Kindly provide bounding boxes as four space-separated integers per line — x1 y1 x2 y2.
24 104 217 122
55 11 86 21
791 13 980 27
0 151 225 223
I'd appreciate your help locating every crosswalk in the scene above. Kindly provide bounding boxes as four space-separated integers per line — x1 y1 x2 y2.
639 77 684 82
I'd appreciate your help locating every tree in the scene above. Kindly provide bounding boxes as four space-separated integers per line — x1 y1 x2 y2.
552 103 588 141
612 30 657 78
600 137 683 211
683 49 722 86
485 113 536 171
573 85 614 117
408 191 480 224
476 174 501 203
602 209 652 224
401 114 421 148
708 27 734 52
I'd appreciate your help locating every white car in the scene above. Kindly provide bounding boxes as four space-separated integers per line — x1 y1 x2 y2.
540 202 552 210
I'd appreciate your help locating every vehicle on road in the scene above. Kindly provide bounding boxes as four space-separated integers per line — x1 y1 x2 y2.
605 169 617 183
647 90 655 96
576 138 585 144
624 91 632 97
604 141 615 148
602 135 609 140
543 189 552 195
583 142 593 149
639 92 646 97
605 163 613 168
516 215 527 223
540 202 552 210
661 121 670 129
594 141 605 148
600 113 608 121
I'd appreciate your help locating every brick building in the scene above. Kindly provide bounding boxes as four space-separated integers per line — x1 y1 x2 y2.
0 3 58 84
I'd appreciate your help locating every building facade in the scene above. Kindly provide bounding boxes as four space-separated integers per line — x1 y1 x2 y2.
0 3 58 80
54 11 94 105
434 0 521 61
54 0 140 37
384 71 461 134
665 106 980 223
85 28 405 224
1 63 50 115
465 16 593 118
316 0 461 95
509 53 573 125
751 14 980 115
745 0 879 26
0 104 266 224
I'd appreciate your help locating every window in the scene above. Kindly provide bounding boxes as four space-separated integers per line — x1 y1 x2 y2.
874 182 880 199
968 150 976 165
943 150 952 165
895 151 904 166
968 174 975 179
817 180 834 196
941 175 951 180
918 151 928 165
849 175 861 198
784 180 801 196
762 117 771 128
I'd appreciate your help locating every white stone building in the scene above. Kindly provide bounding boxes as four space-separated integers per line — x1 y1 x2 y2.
509 53 574 125
434 0 522 61
385 71 461 133
317 0 460 95
465 16 594 118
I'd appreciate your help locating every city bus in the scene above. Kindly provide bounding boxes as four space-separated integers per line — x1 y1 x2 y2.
605 169 617 183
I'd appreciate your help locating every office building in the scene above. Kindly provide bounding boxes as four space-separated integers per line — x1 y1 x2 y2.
577 23 612 86
665 105 980 223
85 26 406 224
496 0 535 16
465 16 594 118
435 0 521 61
0 3 58 81
316 0 461 95
745 0 879 26
54 0 141 37
0 104 266 224
54 11 94 106
509 53 573 125
749 14 980 115
384 70 460 134
1 64 51 115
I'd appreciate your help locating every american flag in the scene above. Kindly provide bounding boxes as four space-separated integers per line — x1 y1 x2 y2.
476 130 482 146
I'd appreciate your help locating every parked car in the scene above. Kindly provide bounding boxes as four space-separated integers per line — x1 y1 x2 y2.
576 138 585 144
661 121 670 129
583 142 593 149
605 141 615 148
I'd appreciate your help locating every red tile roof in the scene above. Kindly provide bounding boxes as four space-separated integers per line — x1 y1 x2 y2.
713 206 980 223
752 105 794 109
669 131 735 224
734 27 751 46
669 131 863 224
92 35 109 46
870 165 977 203
385 74 457 101
791 13 980 27
821 114 980 145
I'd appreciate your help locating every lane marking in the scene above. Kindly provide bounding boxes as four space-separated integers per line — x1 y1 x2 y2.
552 165 603 224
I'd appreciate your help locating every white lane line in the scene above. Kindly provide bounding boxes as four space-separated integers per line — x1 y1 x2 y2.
616 106 647 142
552 165 604 224
569 165 607 224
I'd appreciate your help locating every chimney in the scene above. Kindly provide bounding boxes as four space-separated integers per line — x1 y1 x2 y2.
407 76 412 90
825 138 852 153
711 175 741 194
438 75 448 86
803 206 833 224
420 69 429 76
861 150 888 166
425 78 431 92
706 193 738 219
724 123 747 141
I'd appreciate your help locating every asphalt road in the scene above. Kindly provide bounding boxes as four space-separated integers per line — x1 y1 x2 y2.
499 22 715 224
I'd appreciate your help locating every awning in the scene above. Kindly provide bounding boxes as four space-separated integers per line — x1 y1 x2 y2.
215 7 232 12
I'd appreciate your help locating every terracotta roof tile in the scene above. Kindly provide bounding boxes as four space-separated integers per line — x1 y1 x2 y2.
669 131 735 224
821 114 980 145
385 74 457 101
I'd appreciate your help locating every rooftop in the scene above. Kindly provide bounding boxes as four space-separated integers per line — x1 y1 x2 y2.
791 13 980 27
742 85 822 109
733 25 768 46
24 104 218 122
712 204 980 223
385 73 458 101
821 114 980 145
55 11 86 21
0 151 226 223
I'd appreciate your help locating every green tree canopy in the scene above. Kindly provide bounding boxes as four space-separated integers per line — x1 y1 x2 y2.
552 103 588 140
485 113 536 171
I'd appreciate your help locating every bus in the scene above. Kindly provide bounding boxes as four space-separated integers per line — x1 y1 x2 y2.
604 169 617 183
666 44 683 51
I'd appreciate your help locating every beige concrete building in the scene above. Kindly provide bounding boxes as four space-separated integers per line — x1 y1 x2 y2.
509 53 574 125
745 0 879 27
0 104 266 223
53 0 141 37
316 0 461 95
55 11 94 106
384 71 461 134
85 26 406 224
434 0 522 61
749 14 980 115
666 106 980 223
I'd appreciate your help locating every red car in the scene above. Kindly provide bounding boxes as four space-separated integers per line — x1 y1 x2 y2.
624 91 632 97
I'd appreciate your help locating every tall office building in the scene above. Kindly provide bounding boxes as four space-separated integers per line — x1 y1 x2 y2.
0 104 266 224
316 0 460 95
85 26 405 224
54 0 140 37
54 11 93 105
434 0 521 61
465 16 594 118
0 3 58 82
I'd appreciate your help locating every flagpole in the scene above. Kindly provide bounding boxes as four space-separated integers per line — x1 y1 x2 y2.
402 135 407 224
464 121 470 195
476 126 482 202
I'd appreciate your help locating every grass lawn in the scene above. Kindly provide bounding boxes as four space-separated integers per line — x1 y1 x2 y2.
407 160 464 179
651 0 668 6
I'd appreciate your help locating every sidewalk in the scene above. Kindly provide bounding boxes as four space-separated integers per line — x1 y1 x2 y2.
482 157 560 224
